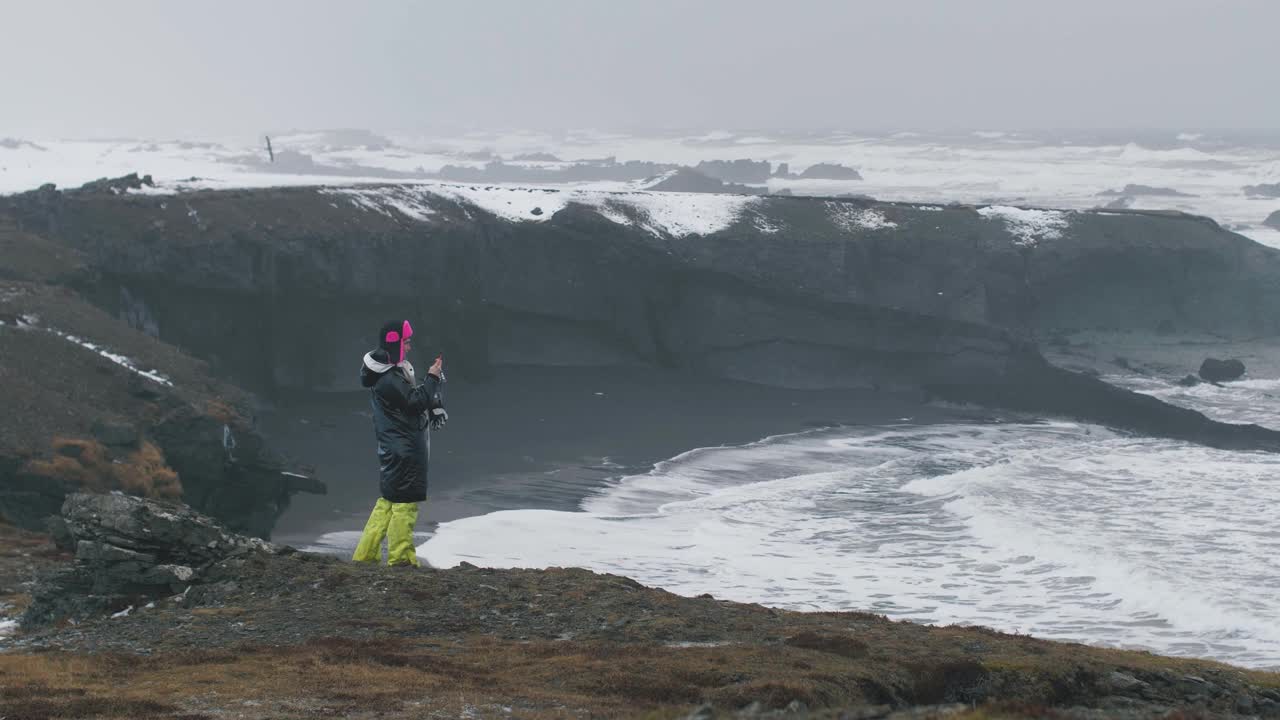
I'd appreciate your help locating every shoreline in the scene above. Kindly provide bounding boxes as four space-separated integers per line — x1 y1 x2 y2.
262 366 999 549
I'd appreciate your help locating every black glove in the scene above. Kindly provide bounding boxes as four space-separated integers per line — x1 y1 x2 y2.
429 407 448 430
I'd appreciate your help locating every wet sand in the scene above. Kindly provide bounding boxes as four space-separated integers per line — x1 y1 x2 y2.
262 366 993 548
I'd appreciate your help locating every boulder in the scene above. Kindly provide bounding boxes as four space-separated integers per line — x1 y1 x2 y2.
1244 183 1280 199
1199 358 1245 383
22 492 287 627
76 173 155 194
1177 374 1202 387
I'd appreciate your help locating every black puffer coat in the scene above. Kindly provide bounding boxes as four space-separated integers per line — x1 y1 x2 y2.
360 351 445 503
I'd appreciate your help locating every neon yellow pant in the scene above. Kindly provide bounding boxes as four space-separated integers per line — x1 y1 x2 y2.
352 498 421 566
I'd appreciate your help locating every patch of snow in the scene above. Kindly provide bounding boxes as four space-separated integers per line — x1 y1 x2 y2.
281 471 310 479
752 213 782 234
111 605 133 618
323 187 395 218
977 205 1072 247
44 327 174 386
427 184 570 222
915 205 944 212
826 202 898 231
611 191 760 237
588 200 634 227
321 186 435 222
0 619 16 636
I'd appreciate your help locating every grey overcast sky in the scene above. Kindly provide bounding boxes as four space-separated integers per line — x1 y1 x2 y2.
3 0 1278 138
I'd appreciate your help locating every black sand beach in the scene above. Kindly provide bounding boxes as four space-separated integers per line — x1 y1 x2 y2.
263 366 993 549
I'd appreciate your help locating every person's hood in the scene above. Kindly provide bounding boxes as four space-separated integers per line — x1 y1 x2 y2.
362 351 416 387
363 351 396 375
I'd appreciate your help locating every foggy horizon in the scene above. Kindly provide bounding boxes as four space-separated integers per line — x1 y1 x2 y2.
4 0 1279 139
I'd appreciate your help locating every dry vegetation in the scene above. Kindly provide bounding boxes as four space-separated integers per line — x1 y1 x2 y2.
6 549 1276 718
23 437 182 499
2 630 1273 719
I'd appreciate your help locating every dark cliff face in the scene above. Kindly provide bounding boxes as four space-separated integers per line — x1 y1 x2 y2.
6 183 1280 451
0 211 321 537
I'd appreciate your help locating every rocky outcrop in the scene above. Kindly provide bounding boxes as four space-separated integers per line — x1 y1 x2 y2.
1098 184 1195 197
1245 183 1280 198
797 162 863 180
0 216 322 536
9 504 1280 717
694 159 772 184
23 492 288 627
647 167 766 194
76 172 154 194
1200 357 1246 383
1266 210 1280 230
511 152 561 162
773 163 864 181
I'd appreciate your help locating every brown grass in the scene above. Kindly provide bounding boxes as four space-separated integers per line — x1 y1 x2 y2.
0 636 899 719
22 436 182 499
7 627 1269 720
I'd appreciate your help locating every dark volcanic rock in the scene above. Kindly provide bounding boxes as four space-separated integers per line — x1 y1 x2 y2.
76 173 154 194
1199 357 1246 383
8 184 1280 454
511 152 561 162
1098 184 1196 197
22 492 286 627
1177 374 1202 387
438 158 674 184
89 419 139 448
1244 183 1280 198
647 167 766 195
694 159 772 184
0 137 47 151
798 162 863 180
0 274 322 537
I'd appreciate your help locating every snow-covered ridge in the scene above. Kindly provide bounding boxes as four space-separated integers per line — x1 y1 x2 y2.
321 183 763 238
7 130 1279 248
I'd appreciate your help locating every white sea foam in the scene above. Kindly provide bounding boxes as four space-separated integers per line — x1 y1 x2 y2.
421 405 1280 669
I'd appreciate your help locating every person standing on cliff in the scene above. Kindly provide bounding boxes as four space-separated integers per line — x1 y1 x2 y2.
352 320 447 567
